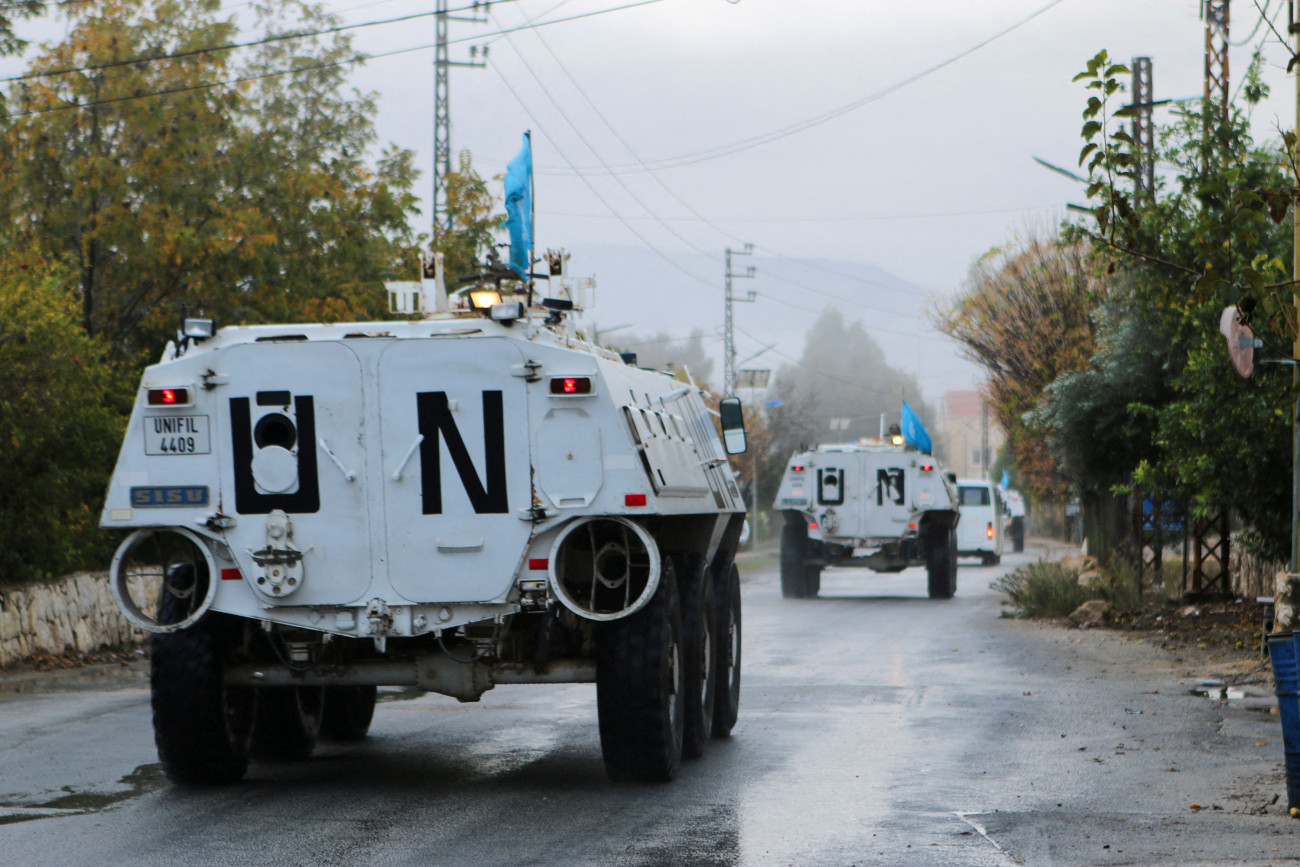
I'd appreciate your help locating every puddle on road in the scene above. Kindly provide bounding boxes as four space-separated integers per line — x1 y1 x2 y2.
0 763 164 825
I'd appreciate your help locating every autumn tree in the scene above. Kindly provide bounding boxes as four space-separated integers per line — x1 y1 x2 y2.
933 234 1100 499
0 0 421 360
434 150 502 287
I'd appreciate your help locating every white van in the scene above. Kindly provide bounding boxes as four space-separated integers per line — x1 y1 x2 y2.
955 478 1004 565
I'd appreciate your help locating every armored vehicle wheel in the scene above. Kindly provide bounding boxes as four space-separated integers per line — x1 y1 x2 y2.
981 552 1001 567
803 545 822 598
781 519 811 599
151 566 255 785
251 685 324 761
320 685 378 741
927 527 957 600
597 558 685 782
675 554 717 759
712 561 742 738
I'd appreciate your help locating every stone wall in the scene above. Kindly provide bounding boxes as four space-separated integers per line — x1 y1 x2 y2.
0 572 145 668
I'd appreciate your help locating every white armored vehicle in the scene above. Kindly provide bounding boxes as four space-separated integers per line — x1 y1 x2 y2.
772 436 960 599
101 254 748 784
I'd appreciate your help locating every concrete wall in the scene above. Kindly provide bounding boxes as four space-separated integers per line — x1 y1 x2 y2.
0 572 145 669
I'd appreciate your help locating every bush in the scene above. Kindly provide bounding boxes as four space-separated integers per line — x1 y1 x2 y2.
0 255 130 584
991 560 1092 619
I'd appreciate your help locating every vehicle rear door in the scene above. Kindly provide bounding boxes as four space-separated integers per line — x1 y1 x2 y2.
217 341 373 605
377 337 533 603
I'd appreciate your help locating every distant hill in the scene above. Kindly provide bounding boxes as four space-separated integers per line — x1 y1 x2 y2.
561 243 981 402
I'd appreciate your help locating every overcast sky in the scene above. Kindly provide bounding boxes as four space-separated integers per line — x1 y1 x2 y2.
12 0 1299 403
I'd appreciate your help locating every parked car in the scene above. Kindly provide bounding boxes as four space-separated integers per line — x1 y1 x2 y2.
956 478 1004 566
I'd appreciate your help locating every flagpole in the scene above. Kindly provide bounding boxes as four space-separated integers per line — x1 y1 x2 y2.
526 129 534 309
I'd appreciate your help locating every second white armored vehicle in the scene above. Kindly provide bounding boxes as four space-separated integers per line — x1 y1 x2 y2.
100 254 748 785
773 438 960 599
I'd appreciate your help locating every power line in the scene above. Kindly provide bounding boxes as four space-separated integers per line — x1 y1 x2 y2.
488 3 720 287
0 0 666 120
542 0 1071 176
487 56 717 290
0 1 496 85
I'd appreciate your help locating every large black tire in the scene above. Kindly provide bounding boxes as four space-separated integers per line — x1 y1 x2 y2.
320 685 378 742
675 554 716 759
1010 518 1025 553
711 561 742 738
151 565 255 785
597 558 685 782
803 543 822 599
780 519 809 599
251 685 324 761
927 527 957 600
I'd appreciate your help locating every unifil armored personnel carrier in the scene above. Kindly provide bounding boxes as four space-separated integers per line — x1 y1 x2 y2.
101 251 748 784
772 431 960 599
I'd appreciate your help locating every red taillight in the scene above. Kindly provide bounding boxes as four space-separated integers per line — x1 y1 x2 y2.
792 465 804 472
986 522 994 539
220 568 242 581
550 376 592 395
147 387 191 406
920 463 933 472
625 493 647 507
528 558 549 571
809 522 819 530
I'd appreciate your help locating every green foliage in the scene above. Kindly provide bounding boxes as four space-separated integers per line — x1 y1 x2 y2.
0 0 422 361
1058 49 1295 559
435 150 503 287
0 250 131 583
991 560 1092 618
0 0 40 57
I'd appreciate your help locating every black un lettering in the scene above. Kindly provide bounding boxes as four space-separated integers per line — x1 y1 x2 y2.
416 391 508 515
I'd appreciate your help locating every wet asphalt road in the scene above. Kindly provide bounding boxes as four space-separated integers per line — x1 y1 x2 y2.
2 543 1299 866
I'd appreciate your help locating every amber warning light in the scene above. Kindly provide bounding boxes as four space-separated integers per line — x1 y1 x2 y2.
550 377 592 395
147 387 191 406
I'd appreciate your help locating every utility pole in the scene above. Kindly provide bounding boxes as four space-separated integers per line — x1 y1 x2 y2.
1292 2 1300 574
1202 0 1230 171
1131 56 1155 203
723 245 756 396
433 0 490 239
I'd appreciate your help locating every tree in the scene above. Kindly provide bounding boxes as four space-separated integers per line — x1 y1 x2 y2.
435 150 502 288
0 249 130 583
1059 50 1294 558
0 0 421 360
763 308 934 502
933 233 1100 499
0 0 41 58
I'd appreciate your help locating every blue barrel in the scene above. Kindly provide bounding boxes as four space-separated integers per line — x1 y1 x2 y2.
1267 631 1300 810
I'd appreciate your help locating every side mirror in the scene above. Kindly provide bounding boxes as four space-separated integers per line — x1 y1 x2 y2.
719 397 747 455
946 472 957 485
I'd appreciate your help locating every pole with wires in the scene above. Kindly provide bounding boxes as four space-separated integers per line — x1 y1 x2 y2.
433 0 490 240
724 245 756 396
